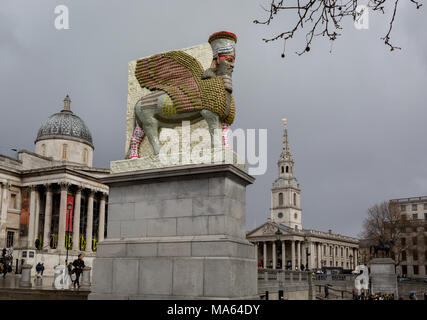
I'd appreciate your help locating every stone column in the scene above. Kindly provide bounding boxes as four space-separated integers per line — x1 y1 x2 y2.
28 185 37 248
98 193 106 242
34 190 41 243
272 241 276 269
85 190 94 252
291 240 295 270
58 182 70 251
72 187 82 251
318 243 322 268
263 242 267 268
281 240 286 270
297 241 301 269
0 182 9 247
254 243 258 266
43 184 53 249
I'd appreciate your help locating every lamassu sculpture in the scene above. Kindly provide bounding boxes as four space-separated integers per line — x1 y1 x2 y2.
127 31 237 158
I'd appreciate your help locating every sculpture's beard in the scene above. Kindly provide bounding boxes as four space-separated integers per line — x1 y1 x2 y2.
201 61 234 93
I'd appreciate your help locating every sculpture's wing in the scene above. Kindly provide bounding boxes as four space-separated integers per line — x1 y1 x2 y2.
135 50 235 125
135 51 203 113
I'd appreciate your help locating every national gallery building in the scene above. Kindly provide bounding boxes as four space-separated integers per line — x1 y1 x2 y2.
247 122 359 271
0 96 109 275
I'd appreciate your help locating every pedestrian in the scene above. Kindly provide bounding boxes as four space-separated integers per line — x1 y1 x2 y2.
35 262 42 278
41 263 45 277
324 285 329 298
72 253 85 288
1 248 6 258
67 262 74 284
7 247 13 259
2 260 7 279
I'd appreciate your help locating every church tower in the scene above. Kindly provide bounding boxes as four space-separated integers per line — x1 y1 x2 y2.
270 119 302 230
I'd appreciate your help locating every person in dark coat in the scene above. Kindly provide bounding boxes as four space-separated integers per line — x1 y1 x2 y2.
72 254 85 288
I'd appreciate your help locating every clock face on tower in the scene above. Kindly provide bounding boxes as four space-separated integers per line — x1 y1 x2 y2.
278 179 283 185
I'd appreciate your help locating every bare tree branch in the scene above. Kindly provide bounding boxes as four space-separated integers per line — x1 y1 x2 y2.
254 0 423 57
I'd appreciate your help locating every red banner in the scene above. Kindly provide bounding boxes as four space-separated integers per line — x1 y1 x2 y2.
66 195 74 232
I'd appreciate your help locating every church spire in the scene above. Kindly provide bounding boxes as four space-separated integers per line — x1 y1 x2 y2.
280 118 291 160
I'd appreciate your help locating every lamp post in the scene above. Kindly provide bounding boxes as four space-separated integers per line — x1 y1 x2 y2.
305 248 311 271
65 202 73 265
275 228 282 269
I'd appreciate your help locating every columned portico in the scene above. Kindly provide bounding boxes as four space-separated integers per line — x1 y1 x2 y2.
85 190 95 253
98 193 106 242
72 187 82 251
291 240 295 270
28 185 37 248
263 241 267 268
272 241 277 269
57 182 69 251
43 184 53 249
281 241 286 270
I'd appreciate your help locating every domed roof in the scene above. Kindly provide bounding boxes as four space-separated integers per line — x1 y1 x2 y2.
35 95 94 148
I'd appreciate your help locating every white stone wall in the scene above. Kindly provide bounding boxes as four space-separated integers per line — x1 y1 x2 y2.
35 138 93 167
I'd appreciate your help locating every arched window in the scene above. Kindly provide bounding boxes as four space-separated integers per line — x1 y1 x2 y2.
286 166 289 173
41 144 46 156
293 193 296 206
294 212 298 219
83 148 88 164
278 193 283 206
281 166 284 173
62 144 68 160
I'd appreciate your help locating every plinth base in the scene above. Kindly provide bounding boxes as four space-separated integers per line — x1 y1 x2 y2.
370 258 398 297
89 163 257 300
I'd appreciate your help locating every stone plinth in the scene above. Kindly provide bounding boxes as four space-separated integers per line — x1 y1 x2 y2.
19 264 32 288
370 258 398 297
81 266 92 289
89 163 257 300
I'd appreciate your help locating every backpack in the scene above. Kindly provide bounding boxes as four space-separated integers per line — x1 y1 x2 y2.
36 264 42 272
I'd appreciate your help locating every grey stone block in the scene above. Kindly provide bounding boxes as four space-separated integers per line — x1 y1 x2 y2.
112 259 139 294
203 259 232 297
177 216 208 236
208 215 225 235
158 242 191 257
121 219 146 238
106 221 121 239
172 258 204 296
97 243 126 258
108 203 135 221
139 258 173 295
192 197 227 216
192 241 234 257
134 200 161 219
127 243 157 257
146 218 177 237
176 179 209 199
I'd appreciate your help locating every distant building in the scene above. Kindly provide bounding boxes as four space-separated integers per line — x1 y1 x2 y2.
0 95 109 275
247 120 359 271
388 197 427 279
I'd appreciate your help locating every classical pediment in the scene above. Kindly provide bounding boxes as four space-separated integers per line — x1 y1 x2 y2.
246 221 293 238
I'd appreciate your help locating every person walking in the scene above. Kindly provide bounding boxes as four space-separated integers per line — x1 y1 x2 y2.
67 262 74 284
41 263 45 277
72 254 85 288
35 262 43 278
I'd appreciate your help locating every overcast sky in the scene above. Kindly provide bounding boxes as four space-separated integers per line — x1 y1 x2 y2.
1 1 426 238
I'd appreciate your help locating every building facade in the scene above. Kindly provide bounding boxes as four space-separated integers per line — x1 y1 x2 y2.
247 120 359 270
389 197 426 279
0 96 109 275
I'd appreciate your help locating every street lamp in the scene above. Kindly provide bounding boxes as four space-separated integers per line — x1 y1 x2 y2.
65 202 73 265
275 228 282 269
305 248 311 271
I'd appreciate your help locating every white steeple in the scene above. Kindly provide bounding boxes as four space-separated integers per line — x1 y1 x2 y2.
270 119 302 230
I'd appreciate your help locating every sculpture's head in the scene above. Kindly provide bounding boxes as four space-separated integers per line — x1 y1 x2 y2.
208 31 237 91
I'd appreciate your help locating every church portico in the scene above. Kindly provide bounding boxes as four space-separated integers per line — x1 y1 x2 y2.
247 120 359 272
